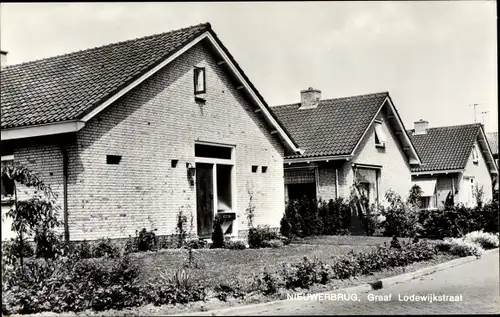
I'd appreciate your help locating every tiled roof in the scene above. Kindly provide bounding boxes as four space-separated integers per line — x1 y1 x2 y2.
0 23 210 129
486 132 498 156
271 92 389 159
408 124 482 172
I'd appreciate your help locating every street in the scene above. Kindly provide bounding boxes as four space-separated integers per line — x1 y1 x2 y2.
205 249 500 315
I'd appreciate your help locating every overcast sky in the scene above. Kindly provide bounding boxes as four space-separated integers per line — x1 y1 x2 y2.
0 2 497 132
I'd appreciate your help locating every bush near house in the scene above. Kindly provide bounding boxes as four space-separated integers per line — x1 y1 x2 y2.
283 197 352 238
379 189 420 238
418 199 499 239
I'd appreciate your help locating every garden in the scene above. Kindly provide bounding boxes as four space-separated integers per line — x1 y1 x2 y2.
1 163 499 316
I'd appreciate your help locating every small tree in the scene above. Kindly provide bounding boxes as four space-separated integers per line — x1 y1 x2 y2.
176 208 188 248
407 184 423 208
1 163 61 266
245 189 256 229
381 189 419 238
211 215 225 248
473 184 485 209
279 213 291 238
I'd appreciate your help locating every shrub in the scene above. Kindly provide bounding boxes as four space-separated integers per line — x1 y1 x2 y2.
332 241 437 280
444 238 484 258
211 216 225 249
407 184 423 208
380 190 419 238
419 202 498 239
124 235 138 255
2 256 206 315
157 234 178 250
214 281 246 301
2 238 34 264
248 225 279 249
137 228 157 252
463 231 499 249
75 239 93 259
279 214 292 238
225 240 247 250
262 239 284 249
282 256 328 289
390 236 401 249
255 270 280 295
358 205 379 236
186 238 208 249
92 238 120 258
176 210 188 248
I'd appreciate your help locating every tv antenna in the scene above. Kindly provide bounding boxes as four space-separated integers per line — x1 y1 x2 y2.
481 110 489 127
470 103 481 123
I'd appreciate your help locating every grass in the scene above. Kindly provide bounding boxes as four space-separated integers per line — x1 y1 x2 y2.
132 235 416 287
132 242 378 287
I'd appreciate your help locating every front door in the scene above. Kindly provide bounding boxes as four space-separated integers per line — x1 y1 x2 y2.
196 163 214 238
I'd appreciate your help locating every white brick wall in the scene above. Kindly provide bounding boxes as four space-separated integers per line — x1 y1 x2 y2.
10 43 287 241
69 43 285 240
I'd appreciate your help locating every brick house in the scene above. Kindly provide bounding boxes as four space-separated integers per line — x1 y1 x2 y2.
0 23 302 242
409 121 498 209
270 89 421 206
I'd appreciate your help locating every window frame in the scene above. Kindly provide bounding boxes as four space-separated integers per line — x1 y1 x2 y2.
472 145 479 164
1 155 15 203
193 67 206 95
374 122 387 148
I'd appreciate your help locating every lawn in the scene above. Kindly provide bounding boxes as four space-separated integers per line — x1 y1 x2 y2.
133 236 396 287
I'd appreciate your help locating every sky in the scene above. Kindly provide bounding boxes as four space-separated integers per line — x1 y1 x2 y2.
0 1 497 132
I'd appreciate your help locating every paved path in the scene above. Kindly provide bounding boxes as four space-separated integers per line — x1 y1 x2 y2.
205 249 500 315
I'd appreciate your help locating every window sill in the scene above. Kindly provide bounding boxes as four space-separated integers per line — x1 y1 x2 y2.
195 96 206 104
1 197 15 206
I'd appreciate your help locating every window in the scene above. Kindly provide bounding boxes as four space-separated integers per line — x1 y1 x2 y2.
194 67 206 94
106 155 122 165
195 144 232 160
1 157 15 201
374 122 387 148
355 168 379 205
472 145 479 164
412 179 437 210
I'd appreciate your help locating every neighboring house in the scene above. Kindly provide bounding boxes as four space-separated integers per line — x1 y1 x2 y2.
271 88 421 206
0 23 302 242
486 131 498 192
409 121 498 209
486 132 498 165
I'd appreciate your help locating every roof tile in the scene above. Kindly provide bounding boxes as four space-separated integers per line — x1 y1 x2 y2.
408 124 482 172
271 92 389 159
1 23 210 129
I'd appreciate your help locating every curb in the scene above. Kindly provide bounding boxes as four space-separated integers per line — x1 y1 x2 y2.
172 248 498 316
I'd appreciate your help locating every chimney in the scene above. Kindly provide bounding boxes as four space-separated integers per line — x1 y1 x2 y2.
414 119 429 135
1 50 7 69
299 87 321 109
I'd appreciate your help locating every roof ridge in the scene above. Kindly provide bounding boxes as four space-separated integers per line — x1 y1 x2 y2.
272 91 389 108
2 22 210 69
414 123 482 132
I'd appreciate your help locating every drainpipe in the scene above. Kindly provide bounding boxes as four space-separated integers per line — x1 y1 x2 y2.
60 145 70 242
335 168 339 199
